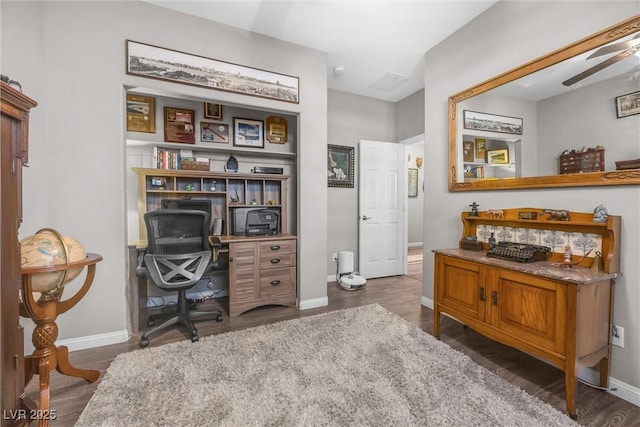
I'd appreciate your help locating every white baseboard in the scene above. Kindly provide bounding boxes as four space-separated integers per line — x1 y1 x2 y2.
579 367 640 407
424 295 639 408
299 296 328 310
56 329 129 352
421 296 434 309
408 242 424 248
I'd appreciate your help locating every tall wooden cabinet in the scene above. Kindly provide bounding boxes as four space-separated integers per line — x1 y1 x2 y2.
1 82 37 424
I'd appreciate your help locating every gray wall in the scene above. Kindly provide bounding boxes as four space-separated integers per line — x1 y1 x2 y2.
396 89 425 142
538 72 639 176
2 1 328 345
424 0 639 390
326 90 396 276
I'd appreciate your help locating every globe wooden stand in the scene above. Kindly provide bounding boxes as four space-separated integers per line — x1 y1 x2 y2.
20 253 102 427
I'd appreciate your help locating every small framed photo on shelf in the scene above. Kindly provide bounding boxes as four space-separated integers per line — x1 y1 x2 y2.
487 149 509 165
200 122 229 143
615 91 640 118
204 102 223 120
233 118 264 148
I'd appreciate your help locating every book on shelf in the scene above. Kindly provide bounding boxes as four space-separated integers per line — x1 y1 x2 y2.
152 146 180 170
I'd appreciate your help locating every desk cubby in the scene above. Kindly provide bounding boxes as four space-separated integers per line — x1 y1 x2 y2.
133 168 290 239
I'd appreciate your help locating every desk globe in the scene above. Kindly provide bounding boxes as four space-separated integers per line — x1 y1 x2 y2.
19 228 102 425
20 228 87 293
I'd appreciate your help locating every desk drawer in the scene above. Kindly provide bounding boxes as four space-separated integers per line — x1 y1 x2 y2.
259 239 296 255
260 253 295 269
260 267 296 297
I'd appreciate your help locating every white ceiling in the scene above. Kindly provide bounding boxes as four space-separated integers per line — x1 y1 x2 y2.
146 0 498 102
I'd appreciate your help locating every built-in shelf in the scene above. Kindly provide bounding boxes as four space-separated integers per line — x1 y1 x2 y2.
127 139 296 159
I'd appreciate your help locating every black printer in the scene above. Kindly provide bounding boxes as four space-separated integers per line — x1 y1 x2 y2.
232 208 279 236
245 209 279 236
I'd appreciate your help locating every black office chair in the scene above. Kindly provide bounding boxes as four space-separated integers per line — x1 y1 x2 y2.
137 209 223 348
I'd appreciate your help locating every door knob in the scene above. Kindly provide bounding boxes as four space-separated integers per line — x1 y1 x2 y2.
362 215 373 220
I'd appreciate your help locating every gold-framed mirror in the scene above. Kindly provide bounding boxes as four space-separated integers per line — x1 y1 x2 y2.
448 15 640 191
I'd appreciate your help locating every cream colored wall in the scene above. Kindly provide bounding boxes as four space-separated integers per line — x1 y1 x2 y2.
423 1 639 390
1 1 328 346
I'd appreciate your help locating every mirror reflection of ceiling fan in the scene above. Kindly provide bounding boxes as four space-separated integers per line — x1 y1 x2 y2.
562 33 640 86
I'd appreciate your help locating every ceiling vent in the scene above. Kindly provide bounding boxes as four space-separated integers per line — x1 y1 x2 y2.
369 72 409 91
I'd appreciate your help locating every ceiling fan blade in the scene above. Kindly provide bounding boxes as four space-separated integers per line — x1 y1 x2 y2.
562 49 636 86
587 38 640 59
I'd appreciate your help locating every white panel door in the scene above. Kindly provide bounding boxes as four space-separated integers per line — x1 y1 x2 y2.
358 140 405 278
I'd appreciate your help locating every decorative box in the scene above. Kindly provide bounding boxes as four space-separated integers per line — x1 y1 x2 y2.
179 160 209 171
459 240 484 251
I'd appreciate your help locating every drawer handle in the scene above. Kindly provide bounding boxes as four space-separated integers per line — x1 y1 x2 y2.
479 287 486 302
270 280 281 286
270 259 281 264
492 291 498 306
270 245 281 251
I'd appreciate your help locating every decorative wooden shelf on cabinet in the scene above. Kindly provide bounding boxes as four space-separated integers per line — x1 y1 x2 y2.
132 167 290 239
433 207 621 419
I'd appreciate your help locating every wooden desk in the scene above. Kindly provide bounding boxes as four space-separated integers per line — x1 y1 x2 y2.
128 233 297 331
433 207 621 419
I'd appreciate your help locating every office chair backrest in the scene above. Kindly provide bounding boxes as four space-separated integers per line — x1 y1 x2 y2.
144 209 211 255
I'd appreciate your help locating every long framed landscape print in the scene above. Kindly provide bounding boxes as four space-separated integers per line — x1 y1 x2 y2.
463 110 523 135
126 40 299 104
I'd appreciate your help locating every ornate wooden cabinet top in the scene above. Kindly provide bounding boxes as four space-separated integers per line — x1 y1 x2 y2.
455 206 621 274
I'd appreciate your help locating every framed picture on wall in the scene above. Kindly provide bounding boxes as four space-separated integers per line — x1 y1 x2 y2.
615 91 640 118
204 102 223 120
328 144 354 188
126 94 156 133
201 122 229 143
233 118 264 147
487 149 509 164
408 168 418 197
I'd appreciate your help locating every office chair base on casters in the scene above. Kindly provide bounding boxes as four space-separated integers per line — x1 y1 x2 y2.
140 309 223 347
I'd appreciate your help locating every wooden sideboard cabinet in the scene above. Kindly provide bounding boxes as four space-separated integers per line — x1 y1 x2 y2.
1 82 37 425
227 235 297 316
433 207 621 419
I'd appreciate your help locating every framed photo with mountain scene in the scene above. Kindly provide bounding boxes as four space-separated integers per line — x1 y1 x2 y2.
233 118 264 148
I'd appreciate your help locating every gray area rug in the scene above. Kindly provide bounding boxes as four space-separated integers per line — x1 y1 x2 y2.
77 304 578 427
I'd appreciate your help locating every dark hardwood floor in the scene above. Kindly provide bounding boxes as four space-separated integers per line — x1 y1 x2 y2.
25 253 639 426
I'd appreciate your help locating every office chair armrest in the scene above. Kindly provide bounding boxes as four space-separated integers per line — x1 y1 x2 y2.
208 236 223 269
135 248 147 278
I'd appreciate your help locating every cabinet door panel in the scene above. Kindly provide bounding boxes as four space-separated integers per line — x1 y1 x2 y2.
229 242 259 302
491 269 566 354
438 256 486 321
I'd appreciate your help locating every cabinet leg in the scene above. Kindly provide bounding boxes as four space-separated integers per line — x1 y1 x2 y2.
598 357 610 388
433 308 441 339
564 372 577 420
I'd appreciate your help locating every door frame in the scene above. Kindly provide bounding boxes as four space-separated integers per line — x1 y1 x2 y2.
400 134 425 273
